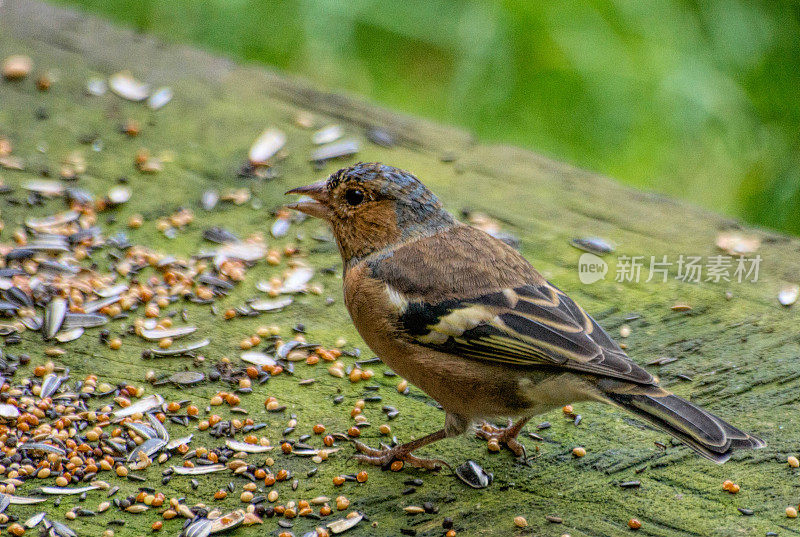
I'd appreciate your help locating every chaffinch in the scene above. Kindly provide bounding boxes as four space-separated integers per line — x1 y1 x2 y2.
287 162 764 470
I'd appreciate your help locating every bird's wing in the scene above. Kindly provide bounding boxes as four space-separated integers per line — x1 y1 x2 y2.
368 225 655 385
397 282 654 385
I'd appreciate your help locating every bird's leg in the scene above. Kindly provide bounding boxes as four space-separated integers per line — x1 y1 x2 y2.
352 413 466 471
476 417 531 458
353 428 450 471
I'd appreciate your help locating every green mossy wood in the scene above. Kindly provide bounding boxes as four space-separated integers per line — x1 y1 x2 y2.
1 1 799 536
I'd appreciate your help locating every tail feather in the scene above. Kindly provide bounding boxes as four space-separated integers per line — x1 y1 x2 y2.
603 392 765 463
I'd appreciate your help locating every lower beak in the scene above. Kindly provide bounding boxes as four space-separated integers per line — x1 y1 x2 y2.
285 180 331 219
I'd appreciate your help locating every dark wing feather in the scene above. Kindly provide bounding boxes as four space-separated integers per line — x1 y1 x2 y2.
397 282 655 385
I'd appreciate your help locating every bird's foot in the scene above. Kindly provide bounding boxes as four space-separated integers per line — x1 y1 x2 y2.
352 440 448 471
476 420 527 459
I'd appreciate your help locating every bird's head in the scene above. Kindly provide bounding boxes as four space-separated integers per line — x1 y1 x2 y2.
286 163 455 264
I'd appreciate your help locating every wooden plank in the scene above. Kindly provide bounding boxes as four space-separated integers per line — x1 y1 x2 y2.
1 1 799 535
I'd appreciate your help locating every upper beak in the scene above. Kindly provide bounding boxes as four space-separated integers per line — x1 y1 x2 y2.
285 179 331 219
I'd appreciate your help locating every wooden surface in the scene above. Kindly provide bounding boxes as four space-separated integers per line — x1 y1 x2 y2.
1 1 800 535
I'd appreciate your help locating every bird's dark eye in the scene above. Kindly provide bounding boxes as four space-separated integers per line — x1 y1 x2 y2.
344 189 364 206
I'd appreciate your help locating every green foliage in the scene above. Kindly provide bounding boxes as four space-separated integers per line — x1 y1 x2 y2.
49 0 800 234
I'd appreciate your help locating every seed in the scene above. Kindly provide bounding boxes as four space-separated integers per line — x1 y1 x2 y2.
572 447 586 458
268 490 279 502
116 465 128 477
397 380 408 393
214 490 227 500
562 405 573 414
487 439 501 452
55 475 69 487
722 480 739 493
620 325 631 338
333 475 345 486
281 443 292 454
789 456 799 468
8 523 25 536
390 461 404 472
313 424 326 434
379 424 391 435
356 471 368 483
109 338 122 350
514 516 527 528
628 518 642 530
446 531 456 537
335 496 350 510
787 507 798 518
210 395 223 406
241 491 254 502
323 435 334 447
151 521 162 531
347 427 360 437
158 338 173 349
2 55 32 81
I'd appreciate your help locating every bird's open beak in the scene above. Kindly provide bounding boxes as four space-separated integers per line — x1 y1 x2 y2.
285 180 331 219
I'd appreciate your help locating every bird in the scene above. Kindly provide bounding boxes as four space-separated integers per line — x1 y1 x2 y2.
286 162 765 470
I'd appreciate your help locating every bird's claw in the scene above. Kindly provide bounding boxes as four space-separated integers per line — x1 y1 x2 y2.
476 420 528 459
352 440 449 471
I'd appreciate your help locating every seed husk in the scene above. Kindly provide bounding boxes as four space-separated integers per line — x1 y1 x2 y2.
454 460 493 489
109 71 149 101
249 129 286 165
225 440 274 453
327 513 362 533
171 464 226 475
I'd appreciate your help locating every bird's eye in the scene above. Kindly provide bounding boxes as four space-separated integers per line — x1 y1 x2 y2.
344 189 364 206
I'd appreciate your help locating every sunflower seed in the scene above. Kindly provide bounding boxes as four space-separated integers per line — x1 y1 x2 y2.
224 440 273 453
209 510 245 533
43 298 67 339
18 442 66 456
570 237 615 255
61 313 108 330
150 339 210 356
107 186 131 205
183 518 212 537
127 438 167 463
310 139 359 162
147 87 173 110
455 460 493 489
23 511 46 528
169 371 205 386
112 394 164 419
271 217 290 238
139 325 197 340
248 129 286 165
280 266 314 294
171 464 226 475
109 71 149 101
55 328 84 343
327 513 362 533
312 125 343 145
202 190 219 211
779 285 798 306
38 485 99 495
240 351 276 367
249 297 292 312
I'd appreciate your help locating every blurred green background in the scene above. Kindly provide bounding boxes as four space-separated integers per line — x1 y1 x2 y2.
51 0 800 235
